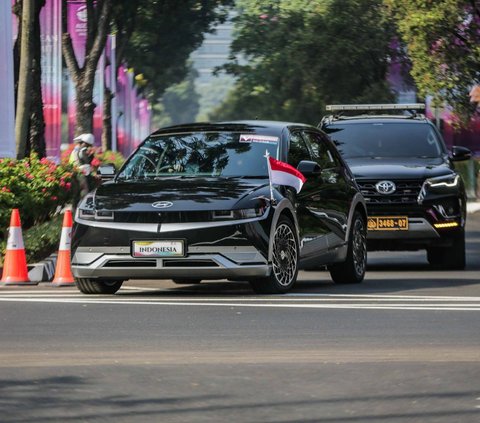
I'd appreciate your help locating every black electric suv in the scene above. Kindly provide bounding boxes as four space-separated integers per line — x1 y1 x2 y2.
72 121 367 294
321 104 472 270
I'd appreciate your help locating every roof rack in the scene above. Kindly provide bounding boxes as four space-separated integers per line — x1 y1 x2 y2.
325 103 425 112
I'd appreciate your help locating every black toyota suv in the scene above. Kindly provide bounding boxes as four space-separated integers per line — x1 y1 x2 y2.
320 104 472 269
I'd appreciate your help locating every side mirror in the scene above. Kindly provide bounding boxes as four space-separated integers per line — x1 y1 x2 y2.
451 146 472 162
297 160 321 177
97 164 116 181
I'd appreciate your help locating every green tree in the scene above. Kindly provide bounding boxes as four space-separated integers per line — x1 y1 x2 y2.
213 0 394 124
385 0 480 124
161 66 200 126
98 0 233 149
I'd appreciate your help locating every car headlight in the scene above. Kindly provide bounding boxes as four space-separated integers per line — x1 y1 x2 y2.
77 194 96 220
212 206 269 220
425 174 460 188
418 174 460 204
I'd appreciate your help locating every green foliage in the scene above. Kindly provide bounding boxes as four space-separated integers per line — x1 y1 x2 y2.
196 75 235 121
385 0 480 126
160 66 200 125
115 0 234 102
212 0 394 124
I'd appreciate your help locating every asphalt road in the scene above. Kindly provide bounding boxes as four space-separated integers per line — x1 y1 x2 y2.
1 213 480 422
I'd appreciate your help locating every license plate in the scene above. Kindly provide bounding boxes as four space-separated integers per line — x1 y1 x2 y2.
367 216 409 231
132 240 184 257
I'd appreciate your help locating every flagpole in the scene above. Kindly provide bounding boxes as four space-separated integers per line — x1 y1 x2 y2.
265 150 275 204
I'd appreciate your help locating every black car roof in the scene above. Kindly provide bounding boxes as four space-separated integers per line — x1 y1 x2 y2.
150 120 316 138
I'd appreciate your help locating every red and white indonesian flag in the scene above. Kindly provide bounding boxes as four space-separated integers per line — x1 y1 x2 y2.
268 156 306 193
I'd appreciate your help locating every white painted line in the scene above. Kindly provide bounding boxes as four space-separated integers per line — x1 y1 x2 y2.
2 293 480 303
0 297 479 311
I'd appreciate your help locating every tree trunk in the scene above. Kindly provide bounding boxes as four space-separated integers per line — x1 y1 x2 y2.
62 0 112 138
15 0 35 159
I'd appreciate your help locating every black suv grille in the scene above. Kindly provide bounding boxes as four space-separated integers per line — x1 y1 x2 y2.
357 179 423 205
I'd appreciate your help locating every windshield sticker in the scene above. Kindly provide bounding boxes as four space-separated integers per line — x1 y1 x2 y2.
239 134 279 144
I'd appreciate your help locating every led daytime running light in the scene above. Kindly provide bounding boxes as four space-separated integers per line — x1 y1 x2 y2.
433 222 459 229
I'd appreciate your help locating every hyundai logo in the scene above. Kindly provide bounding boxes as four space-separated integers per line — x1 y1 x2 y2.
375 180 396 195
152 201 173 209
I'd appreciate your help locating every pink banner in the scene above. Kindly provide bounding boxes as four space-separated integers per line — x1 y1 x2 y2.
40 0 62 159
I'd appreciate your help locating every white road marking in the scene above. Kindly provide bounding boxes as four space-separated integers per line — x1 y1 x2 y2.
1 288 480 311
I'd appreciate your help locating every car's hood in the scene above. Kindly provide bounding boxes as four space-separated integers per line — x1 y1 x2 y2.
346 156 453 180
94 177 270 212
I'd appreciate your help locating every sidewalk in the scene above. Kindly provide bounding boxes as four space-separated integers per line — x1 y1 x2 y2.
467 201 480 214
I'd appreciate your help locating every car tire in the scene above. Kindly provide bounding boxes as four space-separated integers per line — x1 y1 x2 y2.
75 278 124 295
249 215 299 294
427 229 466 270
172 279 202 284
328 211 367 284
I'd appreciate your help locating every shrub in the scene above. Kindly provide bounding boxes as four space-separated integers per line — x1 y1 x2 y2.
0 155 78 236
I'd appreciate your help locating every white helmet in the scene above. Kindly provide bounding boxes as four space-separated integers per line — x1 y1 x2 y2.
73 133 94 145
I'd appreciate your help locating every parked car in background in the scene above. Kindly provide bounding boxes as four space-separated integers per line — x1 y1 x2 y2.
321 104 471 269
72 121 367 294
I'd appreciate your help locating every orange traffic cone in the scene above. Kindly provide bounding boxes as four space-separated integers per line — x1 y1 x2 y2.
51 210 75 287
1 209 37 285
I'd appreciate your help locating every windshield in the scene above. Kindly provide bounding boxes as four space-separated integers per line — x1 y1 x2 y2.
118 132 280 180
324 122 445 159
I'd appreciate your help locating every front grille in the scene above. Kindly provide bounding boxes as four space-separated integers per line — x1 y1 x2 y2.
357 179 423 205
103 259 157 268
114 211 212 224
163 259 218 268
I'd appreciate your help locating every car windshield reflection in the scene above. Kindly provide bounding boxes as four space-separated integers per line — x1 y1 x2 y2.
325 123 444 159
118 132 279 181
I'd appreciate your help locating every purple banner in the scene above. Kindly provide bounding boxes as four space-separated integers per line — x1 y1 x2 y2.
40 0 62 159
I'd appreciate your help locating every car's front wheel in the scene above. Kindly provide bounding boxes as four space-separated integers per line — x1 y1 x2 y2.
427 229 465 270
328 211 367 284
75 278 124 294
249 216 299 294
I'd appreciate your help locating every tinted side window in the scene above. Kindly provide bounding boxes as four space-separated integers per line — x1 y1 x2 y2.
303 131 339 169
288 132 312 168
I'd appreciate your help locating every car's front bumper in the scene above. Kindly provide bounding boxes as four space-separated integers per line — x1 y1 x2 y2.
367 217 440 240
71 212 273 281
72 245 270 280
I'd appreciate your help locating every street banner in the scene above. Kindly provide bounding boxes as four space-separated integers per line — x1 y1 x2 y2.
105 35 117 151
0 0 16 158
116 65 127 157
40 0 62 159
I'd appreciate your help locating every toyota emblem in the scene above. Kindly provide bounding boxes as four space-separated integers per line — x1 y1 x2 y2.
152 201 173 209
375 180 396 195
